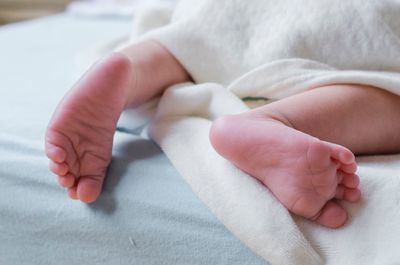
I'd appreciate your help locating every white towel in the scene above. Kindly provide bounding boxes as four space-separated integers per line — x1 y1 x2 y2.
128 0 400 264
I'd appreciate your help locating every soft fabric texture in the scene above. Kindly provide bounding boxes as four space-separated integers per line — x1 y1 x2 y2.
123 1 400 264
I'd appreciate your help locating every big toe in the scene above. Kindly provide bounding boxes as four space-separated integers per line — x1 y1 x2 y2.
314 201 347 228
76 176 105 203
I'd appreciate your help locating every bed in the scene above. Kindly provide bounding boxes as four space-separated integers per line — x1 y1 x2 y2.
0 14 267 265
3 2 400 264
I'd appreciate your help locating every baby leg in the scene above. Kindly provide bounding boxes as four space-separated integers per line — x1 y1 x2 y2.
210 84 400 228
45 40 190 203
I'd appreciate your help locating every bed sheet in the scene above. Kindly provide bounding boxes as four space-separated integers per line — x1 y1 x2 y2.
0 14 267 265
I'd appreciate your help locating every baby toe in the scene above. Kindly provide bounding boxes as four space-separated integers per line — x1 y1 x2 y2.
335 185 345 200
339 162 358 174
329 143 355 165
341 172 360 189
49 161 69 176
340 151 355 165
68 186 78 200
77 175 105 203
343 188 361 202
45 144 67 163
336 184 361 202
314 201 347 228
58 174 75 188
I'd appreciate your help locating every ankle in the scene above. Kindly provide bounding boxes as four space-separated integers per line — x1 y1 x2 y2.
119 40 191 107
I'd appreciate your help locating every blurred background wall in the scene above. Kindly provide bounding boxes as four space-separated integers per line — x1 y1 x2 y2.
0 0 72 24
0 0 70 24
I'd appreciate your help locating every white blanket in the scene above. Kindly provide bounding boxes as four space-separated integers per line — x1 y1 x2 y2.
128 0 400 264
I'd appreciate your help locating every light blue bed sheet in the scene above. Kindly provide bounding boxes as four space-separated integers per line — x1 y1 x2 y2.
0 14 268 264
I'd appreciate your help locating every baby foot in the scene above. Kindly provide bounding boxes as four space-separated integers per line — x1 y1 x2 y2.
45 53 134 203
210 113 361 228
